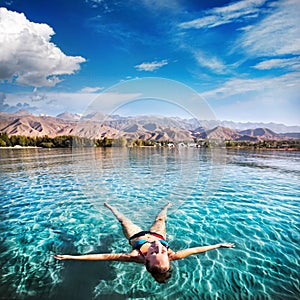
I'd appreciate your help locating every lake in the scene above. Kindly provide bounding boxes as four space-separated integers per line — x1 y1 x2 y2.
0 147 299 299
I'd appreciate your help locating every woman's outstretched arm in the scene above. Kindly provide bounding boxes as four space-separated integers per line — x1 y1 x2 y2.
170 243 235 261
54 251 143 263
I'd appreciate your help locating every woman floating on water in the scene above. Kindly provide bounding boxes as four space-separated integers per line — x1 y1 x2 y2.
54 203 234 283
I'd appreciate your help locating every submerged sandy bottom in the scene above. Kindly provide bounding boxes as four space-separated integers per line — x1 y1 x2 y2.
0 148 299 299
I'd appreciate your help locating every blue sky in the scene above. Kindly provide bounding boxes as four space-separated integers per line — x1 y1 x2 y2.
0 0 299 125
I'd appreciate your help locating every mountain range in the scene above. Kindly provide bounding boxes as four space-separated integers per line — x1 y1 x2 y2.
0 110 299 142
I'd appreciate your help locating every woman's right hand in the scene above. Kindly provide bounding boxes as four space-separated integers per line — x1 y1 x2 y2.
53 254 69 260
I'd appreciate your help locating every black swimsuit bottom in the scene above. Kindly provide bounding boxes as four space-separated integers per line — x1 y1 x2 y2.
129 231 165 242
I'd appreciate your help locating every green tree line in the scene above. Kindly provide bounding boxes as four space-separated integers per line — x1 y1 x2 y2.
0 133 298 149
0 133 158 148
224 140 300 150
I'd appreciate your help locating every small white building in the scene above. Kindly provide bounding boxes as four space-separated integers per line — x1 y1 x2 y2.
188 143 198 148
177 142 187 147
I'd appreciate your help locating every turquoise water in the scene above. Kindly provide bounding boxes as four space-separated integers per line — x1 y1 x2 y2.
0 147 299 299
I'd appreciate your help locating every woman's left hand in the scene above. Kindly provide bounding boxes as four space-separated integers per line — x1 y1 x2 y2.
219 243 235 248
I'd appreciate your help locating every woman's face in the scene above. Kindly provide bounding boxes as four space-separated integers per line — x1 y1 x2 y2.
145 240 170 271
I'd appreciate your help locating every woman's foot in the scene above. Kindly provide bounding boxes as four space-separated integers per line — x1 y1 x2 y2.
104 202 112 209
165 202 172 209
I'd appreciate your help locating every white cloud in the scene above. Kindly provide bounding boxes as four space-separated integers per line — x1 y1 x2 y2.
213 94 300 125
201 73 300 125
239 0 300 57
4 91 97 115
134 60 168 71
79 86 104 93
87 92 143 114
31 87 47 102
253 57 300 70
178 0 266 29
3 91 143 116
194 51 227 74
0 8 86 87
201 72 300 100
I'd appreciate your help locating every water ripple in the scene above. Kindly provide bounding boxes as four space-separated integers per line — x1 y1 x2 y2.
0 148 299 299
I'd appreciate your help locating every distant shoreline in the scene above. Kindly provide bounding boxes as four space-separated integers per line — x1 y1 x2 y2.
0 146 41 149
0 145 299 151
0 132 299 150
225 146 299 151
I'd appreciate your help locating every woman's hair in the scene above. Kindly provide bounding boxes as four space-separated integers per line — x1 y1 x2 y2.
145 261 172 283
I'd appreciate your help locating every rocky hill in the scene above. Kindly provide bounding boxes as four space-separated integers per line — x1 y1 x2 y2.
237 128 287 142
0 114 75 137
56 112 81 121
0 110 298 142
198 126 240 140
220 120 300 133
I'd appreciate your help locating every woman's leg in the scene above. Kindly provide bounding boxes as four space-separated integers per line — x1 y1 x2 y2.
148 203 172 239
104 202 142 239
